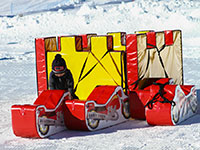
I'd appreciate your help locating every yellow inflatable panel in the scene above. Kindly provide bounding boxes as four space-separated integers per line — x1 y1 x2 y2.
46 35 125 100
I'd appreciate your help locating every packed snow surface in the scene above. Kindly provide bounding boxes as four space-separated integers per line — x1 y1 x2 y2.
0 0 200 149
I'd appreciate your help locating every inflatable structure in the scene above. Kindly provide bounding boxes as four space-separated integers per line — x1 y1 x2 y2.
11 30 198 138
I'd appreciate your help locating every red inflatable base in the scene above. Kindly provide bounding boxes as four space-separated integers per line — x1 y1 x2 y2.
11 105 39 138
146 85 198 125
129 78 198 125
11 90 68 138
64 86 129 131
11 79 198 138
11 86 129 138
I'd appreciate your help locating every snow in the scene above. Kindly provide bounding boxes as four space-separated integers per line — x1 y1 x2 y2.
0 0 200 149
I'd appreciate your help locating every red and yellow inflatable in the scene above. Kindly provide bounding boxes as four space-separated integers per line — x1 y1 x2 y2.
11 30 198 138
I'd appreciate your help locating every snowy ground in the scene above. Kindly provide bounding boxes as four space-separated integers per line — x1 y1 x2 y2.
0 0 200 149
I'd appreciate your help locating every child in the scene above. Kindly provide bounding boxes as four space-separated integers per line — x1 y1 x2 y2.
49 54 78 99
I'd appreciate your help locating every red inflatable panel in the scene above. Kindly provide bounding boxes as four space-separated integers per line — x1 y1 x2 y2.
180 85 193 95
64 100 88 130
129 91 150 119
58 36 61 50
164 30 174 46
35 38 47 95
80 34 88 48
129 78 175 120
126 34 138 90
34 90 66 109
146 85 176 125
146 102 173 125
87 86 117 104
154 78 173 84
147 32 156 49
11 105 40 138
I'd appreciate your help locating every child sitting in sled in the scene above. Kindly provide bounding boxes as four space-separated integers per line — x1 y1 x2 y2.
49 54 78 100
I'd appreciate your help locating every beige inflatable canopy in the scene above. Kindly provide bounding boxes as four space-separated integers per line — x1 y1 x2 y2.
126 30 183 90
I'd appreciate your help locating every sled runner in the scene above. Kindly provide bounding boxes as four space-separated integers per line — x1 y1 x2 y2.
11 30 198 138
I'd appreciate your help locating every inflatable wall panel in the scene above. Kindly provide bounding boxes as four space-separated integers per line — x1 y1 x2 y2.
126 30 183 91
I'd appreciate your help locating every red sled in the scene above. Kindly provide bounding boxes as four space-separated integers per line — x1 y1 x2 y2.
64 86 129 131
129 78 198 125
11 86 129 138
145 84 198 125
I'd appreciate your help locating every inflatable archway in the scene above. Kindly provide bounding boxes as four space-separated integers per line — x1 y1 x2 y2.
11 30 198 138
